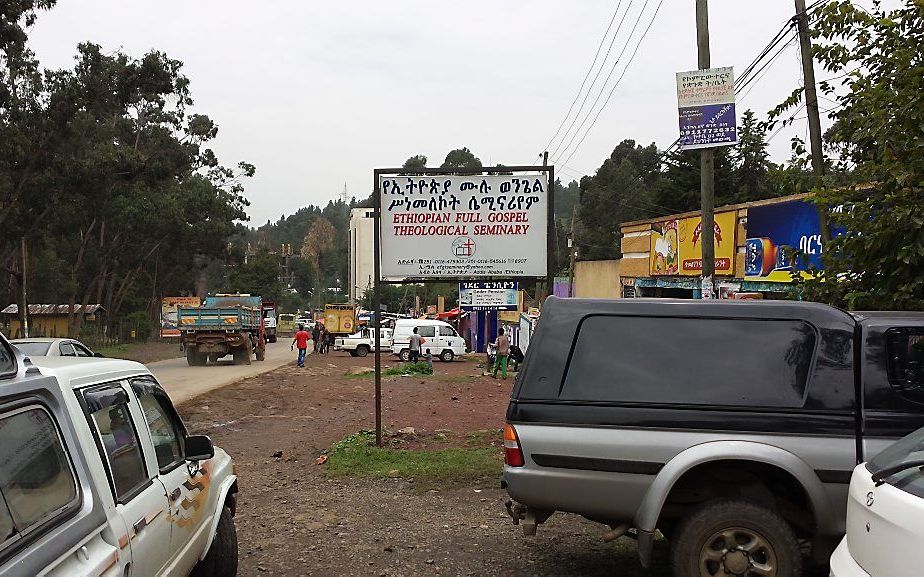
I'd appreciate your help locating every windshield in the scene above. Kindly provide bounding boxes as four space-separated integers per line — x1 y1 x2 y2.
868 426 924 498
14 342 51 356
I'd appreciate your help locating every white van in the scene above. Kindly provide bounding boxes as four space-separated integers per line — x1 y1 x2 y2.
391 319 467 362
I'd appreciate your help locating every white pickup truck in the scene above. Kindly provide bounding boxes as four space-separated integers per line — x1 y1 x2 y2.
334 327 393 357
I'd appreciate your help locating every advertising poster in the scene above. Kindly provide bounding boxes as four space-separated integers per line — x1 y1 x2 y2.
678 211 737 276
459 281 519 311
378 174 548 280
161 296 200 337
676 67 737 150
744 200 824 282
650 219 679 276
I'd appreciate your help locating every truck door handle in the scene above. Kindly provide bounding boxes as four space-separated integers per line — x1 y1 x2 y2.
169 487 182 502
133 517 148 535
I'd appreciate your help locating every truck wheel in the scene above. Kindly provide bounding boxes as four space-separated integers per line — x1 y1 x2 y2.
671 499 802 577
255 345 265 361
269 335 277 343
399 349 410 362
439 350 455 362
355 345 370 358
192 506 238 577
232 348 247 365
186 349 200 367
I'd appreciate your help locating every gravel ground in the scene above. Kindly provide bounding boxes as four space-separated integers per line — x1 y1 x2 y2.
178 351 665 576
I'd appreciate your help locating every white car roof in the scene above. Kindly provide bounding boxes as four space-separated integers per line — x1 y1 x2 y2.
394 318 450 327
10 338 63 343
28 356 150 390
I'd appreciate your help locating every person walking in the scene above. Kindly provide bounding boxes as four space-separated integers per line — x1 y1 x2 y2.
292 324 310 367
312 323 321 352
492 328 511 380
408 327 425 363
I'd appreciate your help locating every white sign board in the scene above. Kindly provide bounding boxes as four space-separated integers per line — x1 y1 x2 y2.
676 66 737 150
378 174 548 280
459 281 519 311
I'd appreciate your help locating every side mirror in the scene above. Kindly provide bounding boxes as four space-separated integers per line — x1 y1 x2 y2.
185 435 215 461
94 352 104 358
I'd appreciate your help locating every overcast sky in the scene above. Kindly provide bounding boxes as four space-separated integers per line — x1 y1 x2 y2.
29 1 841 225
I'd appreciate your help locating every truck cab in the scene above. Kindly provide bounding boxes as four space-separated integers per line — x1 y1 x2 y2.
0 334 239 577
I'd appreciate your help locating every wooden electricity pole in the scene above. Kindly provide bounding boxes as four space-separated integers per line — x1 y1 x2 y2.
696 0 716 297
794 0 830 243
568 208 577 297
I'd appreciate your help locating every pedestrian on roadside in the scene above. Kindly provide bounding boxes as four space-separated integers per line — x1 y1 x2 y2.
326 330 335 354
292 324 310 367
312 323 321 352
319 327 329 354
408 327 425 363
491 328 511 380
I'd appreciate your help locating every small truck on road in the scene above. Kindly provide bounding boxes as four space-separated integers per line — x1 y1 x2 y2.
334 327 393 357
178 295 266 366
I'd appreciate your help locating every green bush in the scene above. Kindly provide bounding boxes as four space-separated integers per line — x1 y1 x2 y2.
124 311 153 342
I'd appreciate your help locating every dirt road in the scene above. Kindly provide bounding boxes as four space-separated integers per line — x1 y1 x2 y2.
151 341 298 403
178 351 671 576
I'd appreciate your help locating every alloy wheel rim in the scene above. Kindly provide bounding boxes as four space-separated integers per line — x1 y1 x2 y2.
698 526 777 577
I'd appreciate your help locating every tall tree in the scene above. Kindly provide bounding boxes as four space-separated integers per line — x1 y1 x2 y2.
441 147 482 169
795 0 924 310
577 140 662 260
402 154 427 170
655 147 737 214
732 109 776 202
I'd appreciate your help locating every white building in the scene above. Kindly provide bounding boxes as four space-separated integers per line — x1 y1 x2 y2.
349 207 375 303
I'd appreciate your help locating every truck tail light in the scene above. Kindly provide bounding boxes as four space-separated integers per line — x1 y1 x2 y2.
504 424 525 467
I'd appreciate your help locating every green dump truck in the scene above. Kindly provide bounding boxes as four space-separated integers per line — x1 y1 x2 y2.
178 294 266 366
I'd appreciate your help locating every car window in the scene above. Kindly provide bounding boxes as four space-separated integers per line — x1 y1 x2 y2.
439 326 456 336
0 406 79 552
12 342 50 358
561 315 817 407
83 385 149 501
418 326 436 338
132 380 184 472
867 425 924 498
885 329 924 404
0 341 15 378
58 343 76 357
73 343 92 357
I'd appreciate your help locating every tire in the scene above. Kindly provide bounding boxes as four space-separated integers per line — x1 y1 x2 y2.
192 506 238 577
439 349 455 362
255 346 265 361
232 348 248 365
269 335 277 343
671 499 802 577
398 349 410 362
355 345 370 358
186 348 200 367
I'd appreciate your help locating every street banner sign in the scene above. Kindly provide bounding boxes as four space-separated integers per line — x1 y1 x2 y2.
459 281 519 311
676 66 737 150
378 174 548 280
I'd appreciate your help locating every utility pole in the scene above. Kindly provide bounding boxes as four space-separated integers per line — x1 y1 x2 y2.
20 237 29 338
568 208 577 297
540 150 550 304
794 0 830 243
696 0 716 298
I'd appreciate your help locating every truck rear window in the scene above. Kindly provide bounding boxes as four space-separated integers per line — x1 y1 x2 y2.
561 315 816 408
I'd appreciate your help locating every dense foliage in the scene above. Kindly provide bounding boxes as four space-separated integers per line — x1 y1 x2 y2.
796 0 924 310
1 2 253 337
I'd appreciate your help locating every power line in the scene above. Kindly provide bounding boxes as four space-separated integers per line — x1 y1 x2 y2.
540 0 627 157
547 0 637 160
557 0 665 168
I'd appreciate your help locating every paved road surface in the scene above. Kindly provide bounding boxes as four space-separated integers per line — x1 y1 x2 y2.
150 341 297 404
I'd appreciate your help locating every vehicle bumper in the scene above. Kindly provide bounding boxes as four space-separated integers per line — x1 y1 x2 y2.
829 537 870 577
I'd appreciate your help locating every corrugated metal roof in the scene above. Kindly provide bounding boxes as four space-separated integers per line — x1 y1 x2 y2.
1 304 103 315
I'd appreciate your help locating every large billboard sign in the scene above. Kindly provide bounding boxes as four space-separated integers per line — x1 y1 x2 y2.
745 200 824 282
378 174 548 280
678 211 737 276
161 296 200 337
459 281 519 311
650 211 736 277
676 66 737 150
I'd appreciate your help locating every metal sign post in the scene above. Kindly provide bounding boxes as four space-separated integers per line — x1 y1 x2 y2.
371 165 553 446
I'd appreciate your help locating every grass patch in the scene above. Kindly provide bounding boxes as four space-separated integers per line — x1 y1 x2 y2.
325 431 502 490
345 362 435 378
97 344 129 357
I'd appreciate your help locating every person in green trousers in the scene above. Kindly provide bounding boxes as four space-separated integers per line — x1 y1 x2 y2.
492 328 510 380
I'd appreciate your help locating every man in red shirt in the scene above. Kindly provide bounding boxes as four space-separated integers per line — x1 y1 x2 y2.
292 324 310 367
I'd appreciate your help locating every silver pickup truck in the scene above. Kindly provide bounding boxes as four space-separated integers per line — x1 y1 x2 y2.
0 333 239 577
503 298 924 576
